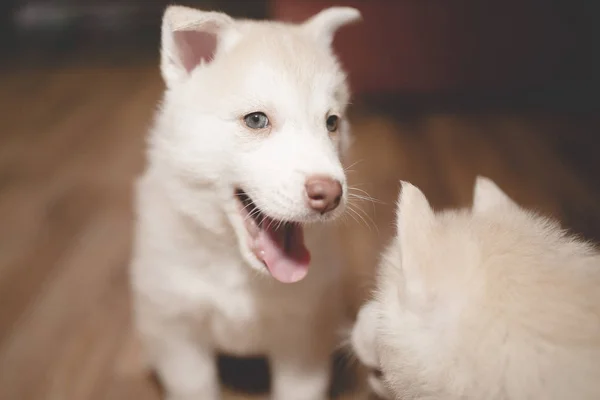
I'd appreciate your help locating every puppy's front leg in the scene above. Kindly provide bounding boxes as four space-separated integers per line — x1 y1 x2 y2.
268 306 338 400
140 323 220 400
270 344 331 400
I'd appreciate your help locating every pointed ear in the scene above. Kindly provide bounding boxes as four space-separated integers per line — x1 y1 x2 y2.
302 7 362 47
395 181 435 240
161 6 235 88
391 182 435 300
472 176 517 213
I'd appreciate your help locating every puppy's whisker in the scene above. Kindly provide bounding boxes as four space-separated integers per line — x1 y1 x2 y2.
348 187 384 205
347 202 378 233
347 197 377 224
240 204 260 222
348 187 382 221
357 206 379 234
348 194 381 212
347 206 370 231
347 189 381 224
243 209 262 224
274 219 286 232
344 207 361 227
344 159 364 172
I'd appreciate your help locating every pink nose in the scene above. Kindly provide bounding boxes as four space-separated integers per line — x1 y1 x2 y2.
305 176 343 214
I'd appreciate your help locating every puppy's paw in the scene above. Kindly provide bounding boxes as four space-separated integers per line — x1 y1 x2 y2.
166 390 219 400
270 368 330 400
271 394 327 400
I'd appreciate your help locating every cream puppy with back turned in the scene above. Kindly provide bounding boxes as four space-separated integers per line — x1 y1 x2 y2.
352 177 600 400
130 5 361 400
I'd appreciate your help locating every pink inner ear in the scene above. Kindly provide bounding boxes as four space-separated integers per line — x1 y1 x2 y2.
174 30 218 74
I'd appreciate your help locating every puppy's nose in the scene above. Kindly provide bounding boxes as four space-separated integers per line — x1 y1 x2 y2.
305 176 343 214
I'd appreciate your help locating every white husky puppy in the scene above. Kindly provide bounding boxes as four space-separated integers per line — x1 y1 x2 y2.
130 5 361 400
352 177 600 400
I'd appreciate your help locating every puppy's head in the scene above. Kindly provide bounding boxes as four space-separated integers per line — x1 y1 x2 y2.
156 6 361 283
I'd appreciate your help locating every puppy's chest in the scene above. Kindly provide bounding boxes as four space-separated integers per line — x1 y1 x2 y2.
178 257 264 348
207 285 266 355
195 264 311 355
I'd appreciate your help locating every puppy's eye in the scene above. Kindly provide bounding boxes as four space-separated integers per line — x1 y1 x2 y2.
326 115 339 132
244 112 269 130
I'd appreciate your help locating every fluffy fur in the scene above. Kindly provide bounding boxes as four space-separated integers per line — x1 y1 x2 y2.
352 177 600 400
130 5 361 400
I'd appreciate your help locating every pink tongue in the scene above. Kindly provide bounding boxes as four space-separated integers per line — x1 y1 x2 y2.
255 220 311 283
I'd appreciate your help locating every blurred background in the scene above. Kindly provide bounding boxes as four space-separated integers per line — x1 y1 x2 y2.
0 0 599 399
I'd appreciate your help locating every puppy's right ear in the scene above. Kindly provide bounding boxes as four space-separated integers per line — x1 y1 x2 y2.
161 6 234 88
472 176 517 213
302 7 362 47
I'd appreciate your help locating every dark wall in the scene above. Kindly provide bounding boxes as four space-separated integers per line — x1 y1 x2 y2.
1 0 268 64
3 0 599 109
273 0 600 104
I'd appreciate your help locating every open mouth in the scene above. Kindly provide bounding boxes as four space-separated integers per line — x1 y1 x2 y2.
235 189 311 283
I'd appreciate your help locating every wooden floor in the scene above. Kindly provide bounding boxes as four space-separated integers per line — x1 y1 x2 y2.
0 60 599 400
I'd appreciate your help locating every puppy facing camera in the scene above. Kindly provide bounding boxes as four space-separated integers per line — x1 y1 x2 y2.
130 5 361 400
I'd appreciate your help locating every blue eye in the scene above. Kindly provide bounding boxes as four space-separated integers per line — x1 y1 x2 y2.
326 115 339 132
244 112 269 129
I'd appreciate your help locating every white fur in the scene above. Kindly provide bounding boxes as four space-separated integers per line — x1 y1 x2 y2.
352 177 600 400
351 301 393 400
130 5 361 400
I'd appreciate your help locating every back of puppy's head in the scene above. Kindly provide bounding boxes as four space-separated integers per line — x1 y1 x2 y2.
376 177 600 399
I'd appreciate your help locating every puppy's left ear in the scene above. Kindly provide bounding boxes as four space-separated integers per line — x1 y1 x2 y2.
302 7 362 47
395 181 435 247
393 182 435 297
161 6 235 88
